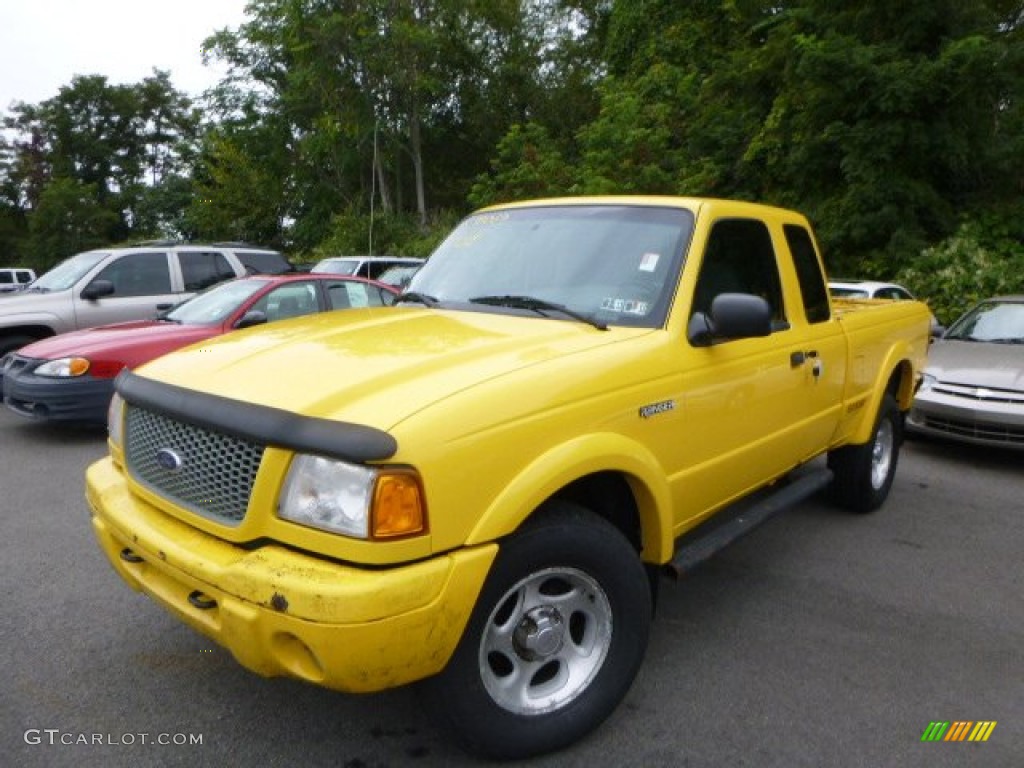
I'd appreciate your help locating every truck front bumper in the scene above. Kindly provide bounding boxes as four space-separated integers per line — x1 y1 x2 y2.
86 456 497 693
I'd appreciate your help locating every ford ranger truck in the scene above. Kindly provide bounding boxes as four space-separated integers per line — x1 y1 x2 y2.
86 197 932 759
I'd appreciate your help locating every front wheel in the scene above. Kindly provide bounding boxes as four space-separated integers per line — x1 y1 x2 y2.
0 334 37 356
420 501 652 760
827 392 902 513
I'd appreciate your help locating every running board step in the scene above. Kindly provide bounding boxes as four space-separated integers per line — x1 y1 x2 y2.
666 466 834 578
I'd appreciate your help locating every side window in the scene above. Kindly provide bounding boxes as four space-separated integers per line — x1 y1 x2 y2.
783 224 830 324
326 281 377 309
235 250 290 275
92 253 172 297
179 251 237 291
877 287 911 301
365 261 396 280
693 218 786 325
251 282 320 322
0 272 11 285
18 271 33 284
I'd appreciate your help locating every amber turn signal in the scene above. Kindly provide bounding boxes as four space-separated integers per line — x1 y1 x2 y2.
69 357 91 376
371 471 427 538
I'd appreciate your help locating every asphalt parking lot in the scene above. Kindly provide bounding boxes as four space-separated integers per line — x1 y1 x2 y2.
2 407 1020 768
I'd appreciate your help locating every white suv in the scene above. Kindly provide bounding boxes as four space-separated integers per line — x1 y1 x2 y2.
312 256 423 282
0 243 290 355
0 268 36 293
829 278 942 334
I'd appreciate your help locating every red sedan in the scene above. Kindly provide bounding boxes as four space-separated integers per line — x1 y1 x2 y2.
1 273 398 424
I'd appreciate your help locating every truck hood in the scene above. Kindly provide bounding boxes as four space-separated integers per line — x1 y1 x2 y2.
0 287 66 321
18 320 216 362
136 307 648 431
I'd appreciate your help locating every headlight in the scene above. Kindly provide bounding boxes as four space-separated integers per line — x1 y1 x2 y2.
107 393 125 449
279 454 426 539
34 356 90 377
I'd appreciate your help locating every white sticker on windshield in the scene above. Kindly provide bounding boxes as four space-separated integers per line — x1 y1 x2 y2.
639 252 660 272
601 298 650 315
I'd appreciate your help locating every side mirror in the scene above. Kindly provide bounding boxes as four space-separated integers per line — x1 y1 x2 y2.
233 310 268 329
80 280 115 301
688 293 773 347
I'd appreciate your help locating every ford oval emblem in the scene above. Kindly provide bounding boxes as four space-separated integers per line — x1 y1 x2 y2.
155 448 184 472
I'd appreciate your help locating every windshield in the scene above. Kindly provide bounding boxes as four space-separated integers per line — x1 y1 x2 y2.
945 300 1024 343
406 205 693 329
30 251 110 292
164 278 267 325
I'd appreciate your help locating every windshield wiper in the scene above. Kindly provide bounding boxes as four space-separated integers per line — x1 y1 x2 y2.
469 295 608 331
397 291 440 307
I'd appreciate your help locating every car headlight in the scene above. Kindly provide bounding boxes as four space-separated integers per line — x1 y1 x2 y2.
278 454 426 539
34 356 90 377
107 393 125 450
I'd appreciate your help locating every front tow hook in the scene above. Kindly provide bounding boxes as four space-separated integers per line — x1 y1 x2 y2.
188 591 217 610
120 547 144 563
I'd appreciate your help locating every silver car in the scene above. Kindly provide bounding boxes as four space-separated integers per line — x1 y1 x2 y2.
908 296 1024 450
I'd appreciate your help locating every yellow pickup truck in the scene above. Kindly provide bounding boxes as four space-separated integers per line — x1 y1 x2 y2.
86 197 931 759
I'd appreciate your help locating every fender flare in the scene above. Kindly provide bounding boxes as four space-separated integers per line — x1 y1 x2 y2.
465 431 674 563
0 309 62 335
847 342 917 446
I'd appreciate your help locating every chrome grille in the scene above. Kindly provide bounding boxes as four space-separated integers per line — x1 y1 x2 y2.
932 381 1024 405
125 405 265 524
914 412 1024 445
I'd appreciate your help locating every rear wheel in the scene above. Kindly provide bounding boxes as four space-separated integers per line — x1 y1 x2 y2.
420 500 652 760
828 392 902 513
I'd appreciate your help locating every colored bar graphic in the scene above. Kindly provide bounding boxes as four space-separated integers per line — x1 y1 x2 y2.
969 722 997 742
921 721 996 742
944 721 972 741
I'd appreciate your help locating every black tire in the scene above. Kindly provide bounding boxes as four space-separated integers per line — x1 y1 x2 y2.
420 500 652 760
0 334 36 356
827 392 902 513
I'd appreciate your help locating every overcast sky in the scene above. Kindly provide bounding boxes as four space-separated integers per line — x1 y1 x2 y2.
0 0 250 111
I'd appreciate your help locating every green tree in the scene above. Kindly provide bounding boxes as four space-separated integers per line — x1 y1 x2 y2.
27 178 119 270
477 0 1024 277
1 71 202 263
200 0 610 251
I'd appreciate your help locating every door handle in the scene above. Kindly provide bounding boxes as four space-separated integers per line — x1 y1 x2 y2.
790 349 819 368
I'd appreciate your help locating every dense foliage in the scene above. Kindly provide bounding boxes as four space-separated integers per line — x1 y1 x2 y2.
2 0 1023 317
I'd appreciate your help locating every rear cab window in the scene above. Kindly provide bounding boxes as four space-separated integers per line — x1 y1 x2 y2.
783 224 831 324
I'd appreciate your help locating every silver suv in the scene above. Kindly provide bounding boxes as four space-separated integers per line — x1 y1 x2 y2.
0 243 289 355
